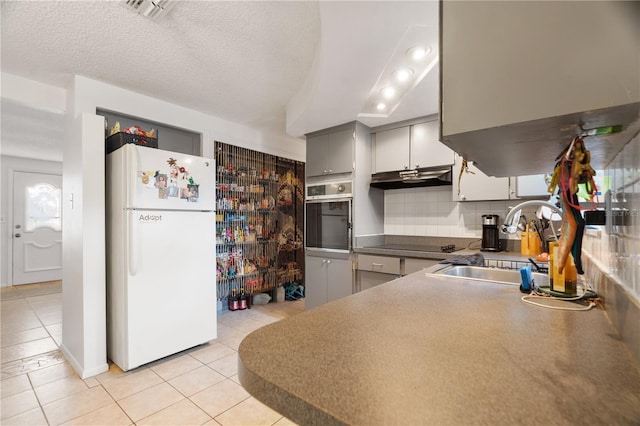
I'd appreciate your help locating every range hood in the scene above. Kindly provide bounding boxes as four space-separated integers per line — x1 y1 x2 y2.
370 166 452 190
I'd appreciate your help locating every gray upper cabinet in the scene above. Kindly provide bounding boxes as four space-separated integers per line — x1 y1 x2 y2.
513 175 549 199
306 127 354 177
452 154 510 202
374 120 454 174
440 1 640 177
410 121 454 168
306 133 329 177
374 127 410 172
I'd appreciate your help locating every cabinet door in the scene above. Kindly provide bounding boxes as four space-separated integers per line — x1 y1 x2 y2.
513 174 549 198
327 128 354 175
305 134 328 177
441 1 639 137
453 155 510 201
411 121 454 168
327 258 353 303
304 255 328 310
404 258 440 275
358 270 396 292
357 255 400 275
374 127 410 173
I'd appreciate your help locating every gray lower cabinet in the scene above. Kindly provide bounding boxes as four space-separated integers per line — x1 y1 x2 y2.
356 255 442 292
404 258 440 275
305 254 353 310
356 255 401 292
358 270 398 292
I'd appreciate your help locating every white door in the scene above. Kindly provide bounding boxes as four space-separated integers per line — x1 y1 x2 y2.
12 171 62 285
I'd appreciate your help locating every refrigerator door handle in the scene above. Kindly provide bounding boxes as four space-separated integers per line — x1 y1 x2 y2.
129 211 138 276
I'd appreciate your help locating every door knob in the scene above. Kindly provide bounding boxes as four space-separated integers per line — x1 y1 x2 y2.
15 224 21 229
14 233 21 238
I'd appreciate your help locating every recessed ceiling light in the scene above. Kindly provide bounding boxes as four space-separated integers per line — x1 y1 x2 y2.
359 25 438 118
407 46 431 61
381 87 396 99
393 68 413 83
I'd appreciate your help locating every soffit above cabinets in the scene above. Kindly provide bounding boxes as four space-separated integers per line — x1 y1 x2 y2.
440 1 640 177
442 102 640 177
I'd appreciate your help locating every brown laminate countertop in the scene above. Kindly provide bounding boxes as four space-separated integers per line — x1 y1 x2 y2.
238 273 640 425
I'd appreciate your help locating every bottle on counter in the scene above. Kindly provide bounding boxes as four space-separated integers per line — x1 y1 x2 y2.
239 287 247 310
229 289 239 311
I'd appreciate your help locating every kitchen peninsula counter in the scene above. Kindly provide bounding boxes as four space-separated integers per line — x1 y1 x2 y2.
238 273 640 425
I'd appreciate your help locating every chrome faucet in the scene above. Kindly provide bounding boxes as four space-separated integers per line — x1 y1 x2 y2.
502 199 563 234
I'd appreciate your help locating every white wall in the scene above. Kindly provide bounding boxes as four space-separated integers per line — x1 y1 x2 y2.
2 73 306 378
71 76 305 162
60 75 305 378
1 73 66 112
0 156 63 287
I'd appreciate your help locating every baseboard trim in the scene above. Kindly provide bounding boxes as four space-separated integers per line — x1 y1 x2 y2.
60 344 109 379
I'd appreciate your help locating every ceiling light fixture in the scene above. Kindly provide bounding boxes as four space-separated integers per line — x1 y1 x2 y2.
407 46 431 61
393 68 413 83
358 25 439 119
122 0 175 20
381 87 396 99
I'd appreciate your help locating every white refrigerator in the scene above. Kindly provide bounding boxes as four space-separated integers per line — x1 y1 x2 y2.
106 144 216 371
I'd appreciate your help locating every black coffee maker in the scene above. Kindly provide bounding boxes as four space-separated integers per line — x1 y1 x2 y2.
481 214 500 252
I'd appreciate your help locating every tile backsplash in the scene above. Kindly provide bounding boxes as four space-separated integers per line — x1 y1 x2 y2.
582 132 639 364
383 186 540 240
583 132 639 300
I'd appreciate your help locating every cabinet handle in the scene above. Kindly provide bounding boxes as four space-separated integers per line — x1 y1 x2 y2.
323 169 328 174
327 259 332 264
415 164 420 169
372 262 383 267
328 169 333 173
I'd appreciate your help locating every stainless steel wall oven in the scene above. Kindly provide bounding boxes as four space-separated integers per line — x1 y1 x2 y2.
305 181 352 252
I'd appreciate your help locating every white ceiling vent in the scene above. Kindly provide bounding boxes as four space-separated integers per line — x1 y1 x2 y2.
122 0 175 20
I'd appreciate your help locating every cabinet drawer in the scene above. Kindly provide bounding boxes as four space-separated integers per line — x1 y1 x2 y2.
357 255 400 275
357 270 397 292
404 258 440 275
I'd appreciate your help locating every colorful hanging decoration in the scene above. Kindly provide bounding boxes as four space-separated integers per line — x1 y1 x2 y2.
547 136 597 275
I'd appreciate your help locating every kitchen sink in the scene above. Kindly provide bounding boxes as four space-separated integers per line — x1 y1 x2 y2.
428 265 549 286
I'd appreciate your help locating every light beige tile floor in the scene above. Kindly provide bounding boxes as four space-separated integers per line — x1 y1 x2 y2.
1 281 304 425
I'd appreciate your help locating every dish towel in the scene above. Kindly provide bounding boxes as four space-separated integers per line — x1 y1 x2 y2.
439 253 485 266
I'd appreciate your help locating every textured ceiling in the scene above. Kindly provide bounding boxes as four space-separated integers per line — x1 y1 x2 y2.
0 1 440 162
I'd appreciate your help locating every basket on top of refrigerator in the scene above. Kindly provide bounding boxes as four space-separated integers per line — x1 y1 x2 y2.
106 121 158 154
